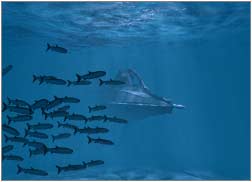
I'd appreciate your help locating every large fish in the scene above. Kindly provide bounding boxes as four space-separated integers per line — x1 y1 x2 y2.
46 43 67 54
76 71 106 81
100 69 185 120
17 165 48 176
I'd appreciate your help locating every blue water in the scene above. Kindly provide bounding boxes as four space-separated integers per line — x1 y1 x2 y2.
2 2 250 180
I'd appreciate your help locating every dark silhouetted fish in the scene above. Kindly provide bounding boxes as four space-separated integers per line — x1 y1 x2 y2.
33 75 56 84
60 96 80 103
67 80 91 86
46 43 67 54
99 79 125 86
3 103 33 115
47 146 73 154
3 145 14 154
86 160 104 167
56 162 87 174
3 65 13 76
7 115 33 125
57 121 78 131
44 96 63 110
24 129 48 139
42 109 68 120
3 124 20 136
31 99 49 110
52 133 71 142
3 155 24 161
43 78 66 85
29 148 44 157
27 123 53 130
7 97 31 108
76 71 106 81
17 165 48 176
88 105 106 113
74 127 109 135
4 135 29 145
105 116 128 124
64 113 87 122
56 105 70 112
87 136 114 145
87 115 107 123
25 141 47 153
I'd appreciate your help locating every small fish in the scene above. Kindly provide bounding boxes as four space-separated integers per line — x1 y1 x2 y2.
64 113 87 122
106 116 128 124
27 123 53 130
56 162 87 174
44 78 66 85
29 148 44 157
44 97 63 110
57 121 78 131
3 155 24 161
7 115 33 125
25 141 47 152
31 99 49 110
87 136 114 145
3 124 20 136
74 127 109 135
99 79 125 86
4 135 29 145
67 80 91 86
55 105 70 112
52 133 71 142
3 65 13 76
87 115 107 122
88 105 106 113
86 160 104 167
17 165 48 176
76 71 106 81
3 103 33 115
61 96 80 103
46 43 67 54
24 129 48 139
47 146 73 154
7 97 31 108
2 145 14 153
42 110 68 120
33 75 57 84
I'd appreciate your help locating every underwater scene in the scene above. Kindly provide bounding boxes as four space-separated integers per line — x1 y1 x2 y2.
2 2 250 180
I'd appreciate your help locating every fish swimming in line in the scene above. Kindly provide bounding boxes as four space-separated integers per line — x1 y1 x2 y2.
87 136 114 145
52 133 71 142
57 121 78 131
17 165 48 176
74 127 109 135
88 105 106 113
3 103 33 115
76 71 106 81
24 129 48 139
86 160 104 168
4 135 29 145
60 96 80 103
44 96 63 110
56 162 87 174
31 99 49 110
64 113 88 122
2 145 14 154
67 80 91 86
7 97 31 108
26 123 53 130
87 115 107 122
29 148 45 157
46 43 68 54
7 115 33 125
32 75 56 84
46 146 73 154
3 155 24 161
105 116 128 124
43 78 67 85
42 109 68 120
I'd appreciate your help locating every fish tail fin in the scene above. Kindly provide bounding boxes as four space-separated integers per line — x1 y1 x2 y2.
46 43 51 52
7 97 11 105
64 116 67 121
67 80 71 87
52 135 55 142
4 134 9 143
17 164 22 174
74 128 78 135
76 74 81 82
104 115 107 122
56 165 61 174
39 77 43 85
88 106 91 113
7 115 11 125
87 136 92 144
32 75 37 83
26 123 30 130
24 129 28 137
2 102 7 112
99 79 103 86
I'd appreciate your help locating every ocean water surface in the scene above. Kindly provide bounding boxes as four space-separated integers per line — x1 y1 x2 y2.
2 2 250 180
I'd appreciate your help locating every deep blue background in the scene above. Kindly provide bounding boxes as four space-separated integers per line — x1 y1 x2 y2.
2 2 250 180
